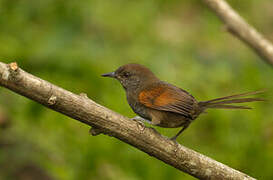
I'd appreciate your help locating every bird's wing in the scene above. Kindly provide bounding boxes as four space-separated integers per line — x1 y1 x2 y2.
138 83 195 118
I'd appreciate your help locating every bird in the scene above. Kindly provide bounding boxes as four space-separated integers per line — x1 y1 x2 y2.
102 63 264 141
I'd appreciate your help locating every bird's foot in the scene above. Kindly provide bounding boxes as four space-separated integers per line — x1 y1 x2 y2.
169 135 179 144
131 116 151 124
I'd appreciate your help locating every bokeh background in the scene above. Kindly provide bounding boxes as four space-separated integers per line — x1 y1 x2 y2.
0 0 272 179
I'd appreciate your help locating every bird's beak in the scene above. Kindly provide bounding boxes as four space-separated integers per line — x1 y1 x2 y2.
101 71 116 78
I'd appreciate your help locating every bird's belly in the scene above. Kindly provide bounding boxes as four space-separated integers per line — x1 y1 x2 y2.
149 109 190 128
128 99 151 120
158 117 188 128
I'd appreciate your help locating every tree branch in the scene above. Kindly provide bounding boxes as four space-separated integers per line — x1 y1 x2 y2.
0 62 256 180
202 0 273 66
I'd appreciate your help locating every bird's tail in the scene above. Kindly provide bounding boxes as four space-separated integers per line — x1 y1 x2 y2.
198 90 265 110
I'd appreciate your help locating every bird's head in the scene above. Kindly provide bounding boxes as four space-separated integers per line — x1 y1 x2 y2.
102 63 158 91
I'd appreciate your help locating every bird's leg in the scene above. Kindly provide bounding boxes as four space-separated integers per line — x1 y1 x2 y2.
170 122 190 141
132 116 161 126
132 116 152 124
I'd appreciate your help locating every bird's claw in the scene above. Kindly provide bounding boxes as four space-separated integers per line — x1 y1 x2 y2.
131 116 146 126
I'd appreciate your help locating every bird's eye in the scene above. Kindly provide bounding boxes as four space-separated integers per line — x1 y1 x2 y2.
123 72 131 78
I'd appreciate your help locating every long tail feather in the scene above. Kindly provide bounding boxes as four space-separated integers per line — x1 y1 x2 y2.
207 97 265 105
202 90 265 104
205 104 252 109
198 90 265 110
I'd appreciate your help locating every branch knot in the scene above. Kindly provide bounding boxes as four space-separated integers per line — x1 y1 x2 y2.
48 95 57 105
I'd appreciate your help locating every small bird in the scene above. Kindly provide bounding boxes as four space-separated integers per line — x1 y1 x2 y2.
102 63 264 141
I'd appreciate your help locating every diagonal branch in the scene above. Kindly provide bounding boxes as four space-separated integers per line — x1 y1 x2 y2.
202 0 273 66
0 62 255 180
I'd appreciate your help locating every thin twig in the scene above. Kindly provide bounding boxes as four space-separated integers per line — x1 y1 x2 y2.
202 0 273 66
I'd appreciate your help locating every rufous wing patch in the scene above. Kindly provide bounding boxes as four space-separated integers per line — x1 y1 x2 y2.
139 85 195 117
139 86 166 107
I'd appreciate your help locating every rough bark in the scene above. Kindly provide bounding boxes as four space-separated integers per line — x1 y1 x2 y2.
202 0 273 66
0 62 256 180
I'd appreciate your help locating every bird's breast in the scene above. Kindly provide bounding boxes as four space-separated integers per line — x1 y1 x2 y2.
126 92 151 120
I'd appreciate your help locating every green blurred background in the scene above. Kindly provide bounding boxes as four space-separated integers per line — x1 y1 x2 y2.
0 0 272 179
